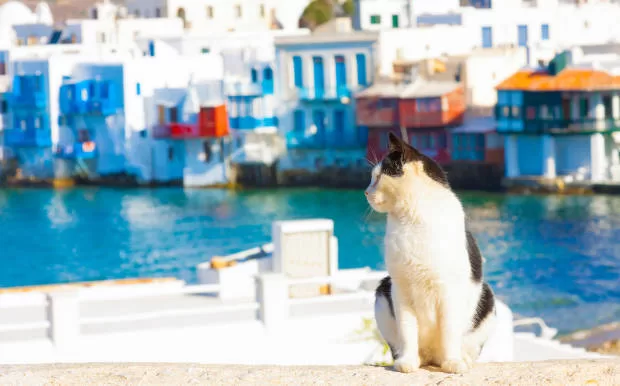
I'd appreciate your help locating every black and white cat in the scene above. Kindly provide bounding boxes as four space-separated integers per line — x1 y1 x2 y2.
365 133 496 374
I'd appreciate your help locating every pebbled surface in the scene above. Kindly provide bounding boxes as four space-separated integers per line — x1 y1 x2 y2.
0 360 619 385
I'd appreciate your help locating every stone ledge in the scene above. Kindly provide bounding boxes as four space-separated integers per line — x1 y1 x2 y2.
1 360 619 385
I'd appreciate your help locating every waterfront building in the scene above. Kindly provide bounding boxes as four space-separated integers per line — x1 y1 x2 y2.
273 18 378 178
450 114 504 165
356 75 465 163
495 51 620 182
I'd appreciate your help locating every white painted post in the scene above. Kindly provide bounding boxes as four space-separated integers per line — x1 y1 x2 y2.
256 273 288 333
505 135 520 178
542 135 556 179
46 291 80 348
590 133 607 181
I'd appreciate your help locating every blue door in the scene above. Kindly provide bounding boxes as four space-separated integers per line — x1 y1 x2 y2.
334 109 345 145
335 55 347 97
294 110 305 133
313 110 326 147
518 25 528 47
262 67 274 95
356 53 367 86
481 26 493 48
293 56 303 88
313 56 324 99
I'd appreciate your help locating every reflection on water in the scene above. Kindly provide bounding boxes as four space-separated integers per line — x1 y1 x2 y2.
0 188 619 333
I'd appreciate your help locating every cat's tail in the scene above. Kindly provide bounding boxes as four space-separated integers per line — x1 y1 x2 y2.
374 276 400 360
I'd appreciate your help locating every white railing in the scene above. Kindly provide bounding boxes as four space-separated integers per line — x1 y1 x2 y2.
0 270 387 348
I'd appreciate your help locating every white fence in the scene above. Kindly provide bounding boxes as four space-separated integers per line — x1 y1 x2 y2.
0 270 388 349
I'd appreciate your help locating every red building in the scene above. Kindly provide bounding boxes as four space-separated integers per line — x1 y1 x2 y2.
356 78 465 164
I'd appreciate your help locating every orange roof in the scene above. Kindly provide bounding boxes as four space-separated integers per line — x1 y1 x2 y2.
496 68 620 91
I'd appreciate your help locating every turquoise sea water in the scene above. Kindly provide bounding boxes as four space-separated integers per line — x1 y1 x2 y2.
0 187 619 333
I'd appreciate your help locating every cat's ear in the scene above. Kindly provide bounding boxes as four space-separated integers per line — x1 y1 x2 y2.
388 132 403 151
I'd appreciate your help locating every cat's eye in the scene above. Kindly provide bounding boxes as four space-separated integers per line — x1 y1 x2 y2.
371 174 381 188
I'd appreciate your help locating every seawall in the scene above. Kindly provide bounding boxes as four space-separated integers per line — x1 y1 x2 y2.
1 360 618 385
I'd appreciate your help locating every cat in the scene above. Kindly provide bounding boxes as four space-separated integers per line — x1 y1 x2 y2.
365 132 496 374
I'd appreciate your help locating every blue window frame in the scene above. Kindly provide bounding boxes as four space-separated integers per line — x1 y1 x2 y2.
251 68 258 83
313 56 325 98
293 56 303 88
356 53 367 86
482 26 493 48
136 83 141 96
541 24 550 41
262 67 273 95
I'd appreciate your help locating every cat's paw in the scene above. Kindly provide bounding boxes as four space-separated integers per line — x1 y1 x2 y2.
393 355 421 373
440 358 471 374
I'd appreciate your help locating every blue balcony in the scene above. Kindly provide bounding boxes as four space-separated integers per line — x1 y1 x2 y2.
4 128 51 147
297 85 355 102
59 79 121 116
53 142 97 159
229 116 279 130
10 75 47 109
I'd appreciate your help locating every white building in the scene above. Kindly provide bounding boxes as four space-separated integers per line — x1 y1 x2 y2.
124 0 310 32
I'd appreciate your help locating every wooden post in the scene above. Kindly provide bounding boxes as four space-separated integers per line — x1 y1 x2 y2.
400 126 408 143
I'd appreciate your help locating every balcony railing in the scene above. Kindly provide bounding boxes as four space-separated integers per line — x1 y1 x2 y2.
296 85 358 102
230 116 278 130
497 118 620 134
224 82 263 97
4 128 51 147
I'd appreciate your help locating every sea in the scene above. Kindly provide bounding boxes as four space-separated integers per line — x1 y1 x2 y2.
0 187 619 334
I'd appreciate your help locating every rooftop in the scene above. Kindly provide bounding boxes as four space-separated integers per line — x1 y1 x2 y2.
274 31 379 46
496 68 620 91
355 77 460 99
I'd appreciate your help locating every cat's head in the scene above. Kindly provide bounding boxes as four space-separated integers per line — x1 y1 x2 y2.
365 132 449 213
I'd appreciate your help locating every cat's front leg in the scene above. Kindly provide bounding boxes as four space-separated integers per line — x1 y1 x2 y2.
438 292 470 374
392 289 420 373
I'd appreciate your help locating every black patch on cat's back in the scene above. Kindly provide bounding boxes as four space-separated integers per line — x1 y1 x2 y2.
375 276 395 317
471 282 495 330
466 230 483 282
419 153 449 187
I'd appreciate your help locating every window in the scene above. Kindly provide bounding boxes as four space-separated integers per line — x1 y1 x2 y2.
0 100 6 113
168 146 174 161
580 97 590 118
356 53 367 86
259 4 265 18
251 68 258 83
235 4 242 18
201 47 210 54
81 88 88 101
101 83 109 98
603 94 613 119
540 105 548 119
428 98 441 112
511 106 520 118
20 119 26 130
156 8 161 17
34 116 41 129
158 105 165 125
92 8 98 19
292 56 303 88
526 106 536 120
370 15 381 25
170 107 178 123
0 61 5 75
136 83 141 96
145 9 150 18
541 24 550 40
502 106 510 117
139 130 147 138
392 15 399 28
380 131 389 150
134 9 140 17
203 141 211 163
482 26 493 48
207 6 214 18
78 129 90 142
293 110 305 133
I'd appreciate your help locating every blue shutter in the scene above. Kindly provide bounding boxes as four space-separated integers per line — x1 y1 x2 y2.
356 53 367 86
334 109 345 145
313 56 324 99
262 67 273 95
482 26 493 48
541 24 549 40
293 56 303 88
251 68 258 83
518 25 528 47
